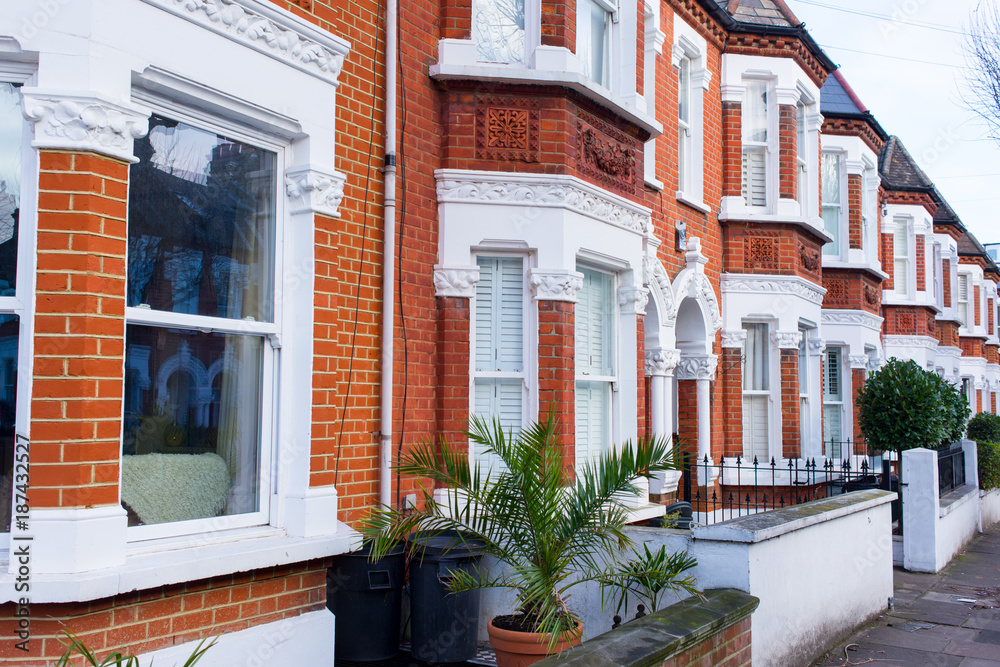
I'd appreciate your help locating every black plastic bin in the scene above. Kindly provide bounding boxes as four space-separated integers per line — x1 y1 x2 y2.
407 532 485 663
328 541 405 662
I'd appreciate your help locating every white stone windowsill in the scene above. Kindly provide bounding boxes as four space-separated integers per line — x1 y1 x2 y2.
676 192 711 214
0 524 362 604
821 258 889 281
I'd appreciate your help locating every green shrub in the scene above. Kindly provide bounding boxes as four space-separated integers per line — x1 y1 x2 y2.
979 441 1000 491
967 412 1000 444
858 358 971 454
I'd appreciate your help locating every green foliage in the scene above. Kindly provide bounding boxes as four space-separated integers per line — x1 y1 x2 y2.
978 440 1000 491
967 412 1000 444
361 412 700 648
857 358 970 453
55 631 215 666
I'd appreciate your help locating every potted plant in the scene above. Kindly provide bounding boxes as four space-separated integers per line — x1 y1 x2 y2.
361 413 699 667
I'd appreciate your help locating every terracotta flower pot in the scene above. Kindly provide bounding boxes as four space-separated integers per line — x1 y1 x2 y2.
487 618 583 667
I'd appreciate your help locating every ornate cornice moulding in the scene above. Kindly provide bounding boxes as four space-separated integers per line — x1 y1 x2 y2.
433 266 480 298
142 0 349 85
821 309 884 331
21 91 150 163
721 274 826 306
435 170 651 235
529 269 584 302
285 165 346 217
674 354 717 381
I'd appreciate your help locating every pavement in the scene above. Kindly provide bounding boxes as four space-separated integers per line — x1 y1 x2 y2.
816 528 1000 666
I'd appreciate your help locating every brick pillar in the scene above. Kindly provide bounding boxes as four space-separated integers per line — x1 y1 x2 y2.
441 0 472 39
848 174 863 250
776 335 801 459
778 104 797 200
882 233 894 291
636 317 646 439
721 332 745 458
436 296 472 449
978 387 984 414
538 299 575 469
852 368 867 454
32 152 129 511
993 391 997 414
722 102 742 198
541 0 576 50
943 259 952 306
677 380 698 462
915 235 925 293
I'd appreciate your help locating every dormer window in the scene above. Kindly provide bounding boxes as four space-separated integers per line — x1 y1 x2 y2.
474 0 527 63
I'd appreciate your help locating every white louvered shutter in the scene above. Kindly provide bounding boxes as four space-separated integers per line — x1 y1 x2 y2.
575 269 614 466
742 147 767 208
959 274 970 326
894 223 909 294
742 395 769 462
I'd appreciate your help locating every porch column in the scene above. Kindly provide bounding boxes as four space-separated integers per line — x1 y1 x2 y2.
773 331 802 460
676 354 718 485
645 347 680 494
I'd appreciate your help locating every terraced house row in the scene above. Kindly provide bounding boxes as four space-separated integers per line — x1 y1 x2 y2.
0 0 996 663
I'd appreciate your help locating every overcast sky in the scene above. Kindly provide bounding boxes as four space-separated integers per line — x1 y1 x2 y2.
786 0 1000 245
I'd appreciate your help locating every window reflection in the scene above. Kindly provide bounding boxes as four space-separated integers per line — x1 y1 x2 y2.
0 83 21 296
0 314 17 533
475 0 525 63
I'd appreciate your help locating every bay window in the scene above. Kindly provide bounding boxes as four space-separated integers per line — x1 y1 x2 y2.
823 348 843 458
575 267 615 465
742 322 770 461
474 0 526 64
473 256 526 468
0 80 24 535
741 80 769 209
578 0 615 88
124 113 278 537
821 152 843 257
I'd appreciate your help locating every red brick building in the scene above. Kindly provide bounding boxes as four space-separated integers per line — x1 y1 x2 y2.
0 0 997 663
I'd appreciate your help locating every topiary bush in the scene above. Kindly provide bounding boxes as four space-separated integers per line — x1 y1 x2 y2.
858 358 971 454
967 412 1000 444
978 440 1000 491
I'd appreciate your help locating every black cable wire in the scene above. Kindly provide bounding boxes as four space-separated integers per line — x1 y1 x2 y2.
334 0 385 488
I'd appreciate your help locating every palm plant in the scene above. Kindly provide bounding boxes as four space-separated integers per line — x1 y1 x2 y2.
362 412 699 648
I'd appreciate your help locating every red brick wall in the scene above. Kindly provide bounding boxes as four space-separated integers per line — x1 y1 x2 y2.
988 345 1000 365
636 316 647 440
437 297 472 451
441 0 471 39
30 151 129 510
721 102 742 198
884 306 937 337
723 223 824 282
915 235 925 293
822 269 882 314
882 232 894 291
677 380 698 464
961 337 986 359
847 174 862 250
852 368 866 452
943 259 952 307
778 104 797 200
0 561 327 664
661 614 752 667
936 321 960 348
722 347 743 458
976 287 982 327
538 301 575 469
541 0 576 50
780 349 799 459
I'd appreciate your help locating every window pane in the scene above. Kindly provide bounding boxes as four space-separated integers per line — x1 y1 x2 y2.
678 58 691 124
742 81 767 143
122 325 263 526
578 0 611 87
475 0 525 63
821 154 840 205
0 83 21 295
742 323 769 391
129 115 276 322
796 102 806 162
0 314 18 533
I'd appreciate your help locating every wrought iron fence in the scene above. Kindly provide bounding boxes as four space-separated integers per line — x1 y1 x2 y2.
680 452 894 526
938 446 966 496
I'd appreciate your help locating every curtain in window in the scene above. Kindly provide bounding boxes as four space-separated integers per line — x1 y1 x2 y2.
821 153 841 256
742 323 769 391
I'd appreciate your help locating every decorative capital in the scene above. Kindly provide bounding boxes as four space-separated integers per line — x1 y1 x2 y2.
22 90 149 163
771 331 802 349
645 348 681 376
675 354 717 381
617 286 649 315
808 338 825 355
848 354 870 369
721 329 747 349
433 265 480 298
285 165 346 217
529 269 584 302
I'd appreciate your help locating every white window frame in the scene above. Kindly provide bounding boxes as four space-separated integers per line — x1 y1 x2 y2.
123 97 284 542
472 0 539 66
933 242 944 311
577 0 618 89
823 347 845 459
470 254 531 467
0 64 38 550
796 100 808 215
741 321 773 462
861 158 878 264
797 326 812 450
821 151 846 259
670 25 709 210
958 272 971 329
740 77 775 212
893 216 914 298
575 265 618 467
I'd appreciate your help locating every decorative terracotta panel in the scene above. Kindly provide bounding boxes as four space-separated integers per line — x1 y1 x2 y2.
475 95 540 163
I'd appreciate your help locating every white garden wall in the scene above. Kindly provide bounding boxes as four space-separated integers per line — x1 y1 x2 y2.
981 488 1000 529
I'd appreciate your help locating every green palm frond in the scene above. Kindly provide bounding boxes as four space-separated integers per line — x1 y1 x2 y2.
359 411 699 650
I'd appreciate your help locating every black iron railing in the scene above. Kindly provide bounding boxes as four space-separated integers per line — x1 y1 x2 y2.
938 446 966 496
680 452 893 526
